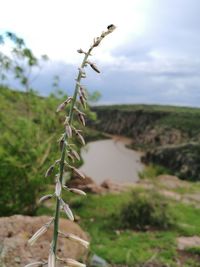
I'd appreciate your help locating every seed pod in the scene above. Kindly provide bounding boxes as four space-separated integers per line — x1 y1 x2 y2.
65 125 72 138
56 102 66 113
79 87 87 100
72 167 85 179
58 134 65 151
79 95 86 109
76 132 85 146
64 96 73 105
67 233 89 248
107 24 116 31
59 231 89 248
60 199 74 221
69 188 86 196
39 194 53 204
78 113 85 126
77 48 84 54
56 97 72 113
70 149 80 161
89 63 100 73
45 165 54 178
67 152 75 163
48 251 55 267
55 180 62 197
54 159 61 165
28 225 48 246
24 261 45 267
65 258 86 267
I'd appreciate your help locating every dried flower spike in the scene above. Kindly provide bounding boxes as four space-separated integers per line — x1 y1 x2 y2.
24 25 116 267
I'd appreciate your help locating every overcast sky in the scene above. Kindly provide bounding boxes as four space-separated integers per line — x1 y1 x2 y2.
1 0 200 107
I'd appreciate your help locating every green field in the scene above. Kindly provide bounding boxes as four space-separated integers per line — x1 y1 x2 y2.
37 184 200 267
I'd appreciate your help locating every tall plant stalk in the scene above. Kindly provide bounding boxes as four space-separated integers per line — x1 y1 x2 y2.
25 24 116 267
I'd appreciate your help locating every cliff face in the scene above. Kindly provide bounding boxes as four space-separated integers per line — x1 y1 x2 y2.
93 108 191 146
142 143 200 181
92 105 200 181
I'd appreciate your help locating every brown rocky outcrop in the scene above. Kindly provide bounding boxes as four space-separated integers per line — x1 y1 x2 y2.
67 174 103 194
0 215 89 267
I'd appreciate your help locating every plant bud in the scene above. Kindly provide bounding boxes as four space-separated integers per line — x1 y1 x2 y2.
78 113 86 126
60 199 74 221
89 63 100 73
48 251 55 267
77 132 85 146
69 188 86 196
77 48 84 54
24 261 45 267
65 258 86 267
28 225 48 246
55 180 62 197
56 97 72 113
45 165 54 177
79 95 86 109
65 125 72 138
39 194 53 204
67 233 89 248
72 167 85 179
56 102 66 113
64 96 73 105
70 149 80 161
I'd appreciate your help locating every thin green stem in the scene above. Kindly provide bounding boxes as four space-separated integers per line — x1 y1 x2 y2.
51 25 116 261
52 47 92 256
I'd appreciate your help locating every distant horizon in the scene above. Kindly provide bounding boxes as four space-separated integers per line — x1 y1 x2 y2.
2 85 200 109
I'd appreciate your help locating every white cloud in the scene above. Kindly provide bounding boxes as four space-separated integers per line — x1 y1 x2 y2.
0 0 151 63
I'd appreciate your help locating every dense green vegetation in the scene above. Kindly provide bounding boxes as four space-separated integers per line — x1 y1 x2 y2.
0 86 62 215
0 86 97 215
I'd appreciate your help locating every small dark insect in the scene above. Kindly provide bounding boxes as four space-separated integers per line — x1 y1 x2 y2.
107 24 114 30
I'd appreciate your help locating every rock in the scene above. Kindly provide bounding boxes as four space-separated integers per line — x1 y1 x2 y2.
0 215 89 267
177 236 200 250
90 254 109 267
67 175 103 194
101 179 131 193
156 175 188 189
143 142 200 181
101 179 124 192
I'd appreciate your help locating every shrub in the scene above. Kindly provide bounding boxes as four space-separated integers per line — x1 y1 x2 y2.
139 164 171 180
118 190 175 230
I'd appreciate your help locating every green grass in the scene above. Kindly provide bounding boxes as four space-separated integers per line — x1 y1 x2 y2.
37 189 200 266
138 164 172 180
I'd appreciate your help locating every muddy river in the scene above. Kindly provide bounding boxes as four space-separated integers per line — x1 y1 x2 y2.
79 137 144 184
